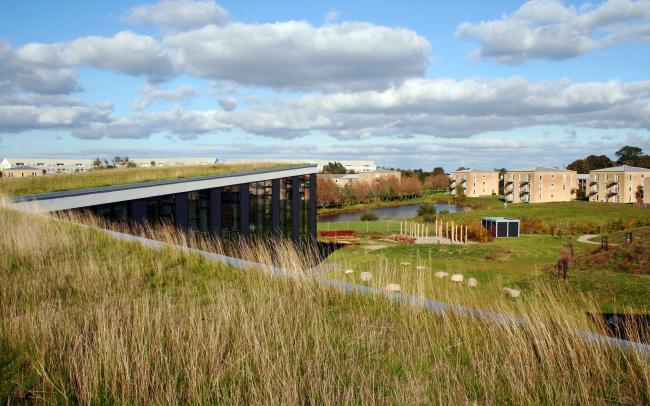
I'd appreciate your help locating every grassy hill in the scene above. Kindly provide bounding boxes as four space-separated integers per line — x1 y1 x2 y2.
1 208 649 403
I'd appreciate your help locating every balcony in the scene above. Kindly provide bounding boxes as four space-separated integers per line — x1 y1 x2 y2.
505 177 514 185
606 180 618 188
505 195 514 202
519 177 530 185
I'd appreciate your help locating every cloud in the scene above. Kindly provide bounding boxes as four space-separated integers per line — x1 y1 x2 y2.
17 32 177 82
325 10 340 24
2 76 649 142
132 83 199 110
166 21 431 91
218 97 237 111
455 0 650 64
0 42 79 94
124 0 229 31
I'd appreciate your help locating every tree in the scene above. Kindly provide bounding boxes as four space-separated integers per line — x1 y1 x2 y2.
316 177 341 207
92 158 105 169
341 184 357 204
432 167 445 176
456 166 467 171
417 203 436 222
615 146 644 165
566 155 614 173
322 162 347 174
566 159 589 174
635 185 644 207
638 155 650 169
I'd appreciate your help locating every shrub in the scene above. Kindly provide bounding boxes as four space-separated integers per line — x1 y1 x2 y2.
417 203 436 222
360 210 378 221
465 222 494 242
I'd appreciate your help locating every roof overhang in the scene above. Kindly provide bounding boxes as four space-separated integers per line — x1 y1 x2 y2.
12 165 318 213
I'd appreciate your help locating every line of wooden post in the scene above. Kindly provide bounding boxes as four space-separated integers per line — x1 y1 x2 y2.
398 220 469 244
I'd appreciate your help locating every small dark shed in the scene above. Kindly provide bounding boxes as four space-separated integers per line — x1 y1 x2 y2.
482 217 520 238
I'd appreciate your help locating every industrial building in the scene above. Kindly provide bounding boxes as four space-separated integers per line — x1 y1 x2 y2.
13 165 318 242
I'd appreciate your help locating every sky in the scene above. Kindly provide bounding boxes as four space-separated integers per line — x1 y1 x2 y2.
1 0 650 170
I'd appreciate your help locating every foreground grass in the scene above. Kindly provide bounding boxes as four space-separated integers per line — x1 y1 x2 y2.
0 163 289 197
1 208 649 403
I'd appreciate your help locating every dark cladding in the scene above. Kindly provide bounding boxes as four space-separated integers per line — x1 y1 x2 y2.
78 173 317 242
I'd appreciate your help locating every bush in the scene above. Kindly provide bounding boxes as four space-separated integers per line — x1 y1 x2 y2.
360 210 378 221
465 222 494 242
417 203 436 217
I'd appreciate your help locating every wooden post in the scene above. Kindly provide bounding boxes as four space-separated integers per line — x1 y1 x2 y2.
435 219 438 237
446 222 449 239
465 225 468 244
400 221 403 235
451 222 455 242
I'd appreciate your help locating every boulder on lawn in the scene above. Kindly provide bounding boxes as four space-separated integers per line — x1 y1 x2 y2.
435 271 448 278
502 287 521 298
385 283 401 293
344 269 354 275
360 272 373 282
467 278 478 287
451 274 464 282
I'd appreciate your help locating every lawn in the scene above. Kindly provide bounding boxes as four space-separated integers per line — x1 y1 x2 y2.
0 163 292 197
319 196 650 236
324 233 650 313
1 208 649 403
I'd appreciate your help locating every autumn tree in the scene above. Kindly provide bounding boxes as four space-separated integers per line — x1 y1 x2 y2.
316 177 341 207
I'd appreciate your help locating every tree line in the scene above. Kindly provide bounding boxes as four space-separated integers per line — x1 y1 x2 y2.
317 172 450 207
566 145 650 173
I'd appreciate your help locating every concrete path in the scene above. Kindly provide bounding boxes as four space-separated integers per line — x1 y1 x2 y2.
577 234 600 244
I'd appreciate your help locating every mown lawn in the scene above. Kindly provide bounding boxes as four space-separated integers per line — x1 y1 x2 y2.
324 233 650 313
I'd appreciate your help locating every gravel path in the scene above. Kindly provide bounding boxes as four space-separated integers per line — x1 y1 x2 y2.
577 234 600 244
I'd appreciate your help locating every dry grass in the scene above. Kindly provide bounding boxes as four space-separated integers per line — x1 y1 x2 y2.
1 206 649 404
0 163 291 197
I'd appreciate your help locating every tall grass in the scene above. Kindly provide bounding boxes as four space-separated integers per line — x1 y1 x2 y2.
0 163 289 197
1 207 649 404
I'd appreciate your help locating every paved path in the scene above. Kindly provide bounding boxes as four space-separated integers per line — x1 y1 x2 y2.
577 234 600 244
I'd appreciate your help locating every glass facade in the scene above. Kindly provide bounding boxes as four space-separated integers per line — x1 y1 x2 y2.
188 190 210 233
220 185 240 238
71 173 316 242
249 180 272 237
146 194 175 225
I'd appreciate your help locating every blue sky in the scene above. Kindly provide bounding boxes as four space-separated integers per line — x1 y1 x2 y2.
1 0 649 170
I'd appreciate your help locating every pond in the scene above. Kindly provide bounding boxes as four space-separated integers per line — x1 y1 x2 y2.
318 203 466 223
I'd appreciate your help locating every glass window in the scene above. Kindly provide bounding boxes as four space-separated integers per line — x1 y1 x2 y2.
188 190 210 234
221 185 240 238
250 180 273 236
146 194 175 225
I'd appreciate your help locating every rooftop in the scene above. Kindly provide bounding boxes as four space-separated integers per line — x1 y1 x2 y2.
453 168 496 173
2 163 304 198
590 165 650 173
508 166 575 173
482 217 520 222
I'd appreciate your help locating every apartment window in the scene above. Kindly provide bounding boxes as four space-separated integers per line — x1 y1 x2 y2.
539 175 542 181
629 174 632 181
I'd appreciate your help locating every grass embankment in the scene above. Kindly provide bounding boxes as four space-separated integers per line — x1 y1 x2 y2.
1 209 649 403
0 163 290 197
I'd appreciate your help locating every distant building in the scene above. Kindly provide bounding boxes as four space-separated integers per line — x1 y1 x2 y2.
2 157 219 173
225 158 377 173
589 165 650 203
1 166 47 178
130 157 219 167
320 169 401 188
505 167 576 203
3 158 94 174
449 169 499 197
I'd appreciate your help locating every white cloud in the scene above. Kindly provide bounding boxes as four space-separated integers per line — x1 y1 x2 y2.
124 0 229 31
325 10 341 24
456 0 650 64
2 76 649 142
166 21 431 91
132 83 198 110
0 42 79 95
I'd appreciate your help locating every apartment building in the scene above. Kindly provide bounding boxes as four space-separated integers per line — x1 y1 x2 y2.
449 169 499 197
320 169 401 188
505 167 576 203
1 166 47 178
588 165 650 203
